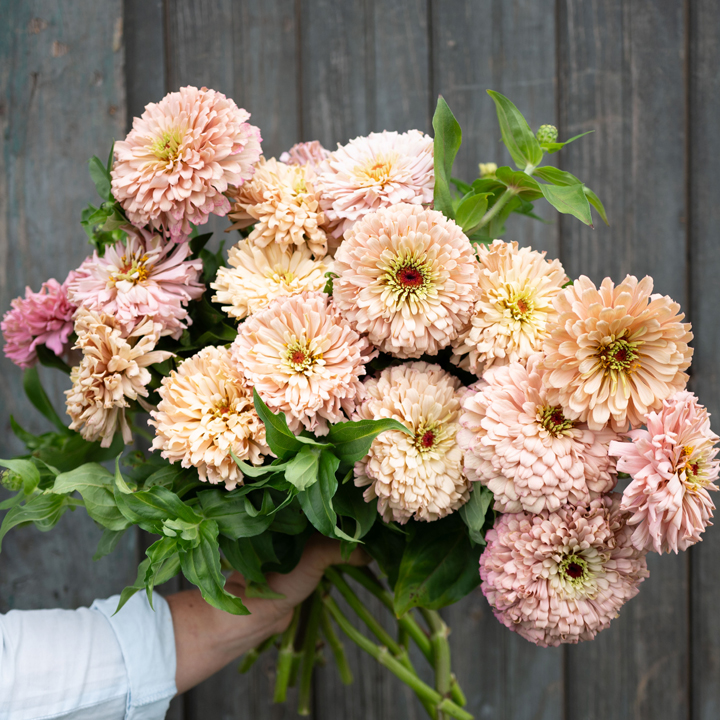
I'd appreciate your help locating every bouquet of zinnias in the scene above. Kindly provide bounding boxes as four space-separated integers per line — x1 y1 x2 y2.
1 85 716 719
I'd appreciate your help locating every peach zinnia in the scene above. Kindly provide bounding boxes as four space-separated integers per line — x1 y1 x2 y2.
111 86 262 240
543 275 693 431
332 203 479 359
231 292 375 435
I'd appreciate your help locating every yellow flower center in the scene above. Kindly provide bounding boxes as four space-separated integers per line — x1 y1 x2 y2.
384 253 435 302
558 553 590 585
269 268 296 285
597 337 642 375
110 254 150 285
356 154 396 186
150 127 184 163
537 405 575 437
284 338 321 374
211 399 232 419
502 289 535 322
677 445 707 490
413 421 442 455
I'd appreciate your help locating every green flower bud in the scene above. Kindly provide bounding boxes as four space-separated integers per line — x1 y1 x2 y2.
1 470 23 492
536 124 558 145
479 162 497 178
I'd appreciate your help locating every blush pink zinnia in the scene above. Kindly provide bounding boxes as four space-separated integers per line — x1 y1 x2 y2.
610 391 719 554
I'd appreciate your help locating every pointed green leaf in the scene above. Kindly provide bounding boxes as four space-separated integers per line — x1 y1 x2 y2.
540 182 593 227
89 155 112 201
584 187 609 225
0 458 41 495
325 418 411 465
298 450 339 536
459 484 494 545
532 166 582 186
284 445 322 491
252 388 306 460
23 367 68 433
198 489 274 539
455 192 489 234
494 167 543 198
35 344 72 374
0 493 77 551
93 528 127 560
432 96 463 219
542 130 594 154
487 90 543 170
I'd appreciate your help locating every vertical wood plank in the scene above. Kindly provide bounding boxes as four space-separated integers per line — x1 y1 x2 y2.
688 2 720 719
558 2 690 719
0 1 137 612
432 3 563 719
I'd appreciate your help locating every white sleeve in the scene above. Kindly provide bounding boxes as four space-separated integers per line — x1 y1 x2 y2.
0 592 177 720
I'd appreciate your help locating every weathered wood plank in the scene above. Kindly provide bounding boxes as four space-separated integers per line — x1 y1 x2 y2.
432 3 563 719
688 2 720 719
558 2 690 719
0 1 137 613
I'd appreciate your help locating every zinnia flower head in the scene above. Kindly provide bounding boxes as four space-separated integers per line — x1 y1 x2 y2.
315 130 434 239
458 354 619 514
451 240 568 376
280 141 331 168
2 274 77 369
542 275 693 431
480 495 649 647
610 391 719 553
353 362 472 524
227 157 328 257
111 86 262 240
332 203 479 358
66 310 172 447
231 291 375 435
150 345 270 489
211 239 333 320
67 227 204 339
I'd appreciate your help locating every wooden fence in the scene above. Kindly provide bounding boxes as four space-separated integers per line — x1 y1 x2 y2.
1 1 718 718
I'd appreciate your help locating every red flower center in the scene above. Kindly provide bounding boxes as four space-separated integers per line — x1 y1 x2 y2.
420 430 435 448
566 562 584 579
290 350 307 365
397 266 424 288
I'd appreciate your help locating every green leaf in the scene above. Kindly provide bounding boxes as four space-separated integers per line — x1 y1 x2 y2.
252 388 305 460
198 489 274 539
284 445 322 491
455 192 489 234
450 177 473 195
584 187 609 225
494 167 543 199
219 533 278 584
89 155 112 201
393 519 482 615
23 367 68 433
333 481 376 541
269 501 308 535
540 183 593 227
541 130 594 154
459 485 494 545
35 344 72 374
114 456 137 494
298 450 339 537
325 418 411 466
189 232 213 256
93 528 127 560
180 520 249 615
115 485 202 531
432 96 463 219
0 458 41 495
0 492 77 550
532 166 582 186
245 581 285 599
487 90 543 170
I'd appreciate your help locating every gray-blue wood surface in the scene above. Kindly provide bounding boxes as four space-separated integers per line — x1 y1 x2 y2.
0 1 717 718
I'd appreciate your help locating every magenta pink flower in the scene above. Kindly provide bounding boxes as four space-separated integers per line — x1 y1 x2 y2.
67 227 204 339
111 86 262 240
2 274 77 369
610 391 719 553
480 496 648 647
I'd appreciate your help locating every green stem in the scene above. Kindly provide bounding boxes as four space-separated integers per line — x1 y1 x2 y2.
323 594 473 720
473 187 516 233
420 609 453 720
297 591 323 716
288 649 303 687
273 605 300 703
238 634 277 674
321 605 353 684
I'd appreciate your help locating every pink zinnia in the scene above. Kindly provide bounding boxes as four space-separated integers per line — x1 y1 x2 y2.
67 228 204 339
111 86 262 240
480 496 649 647
280 141 331 168
610 391 719 554
458 354 619 514
2 274 77 369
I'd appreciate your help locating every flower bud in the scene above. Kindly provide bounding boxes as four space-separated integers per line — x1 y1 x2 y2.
536 125 558 144
479 162 497 178
1 470 23 492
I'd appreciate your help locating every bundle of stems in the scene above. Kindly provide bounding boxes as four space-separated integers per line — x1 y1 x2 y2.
239 565 471 720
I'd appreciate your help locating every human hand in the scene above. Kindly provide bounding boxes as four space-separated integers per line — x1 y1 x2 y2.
167 535 368 694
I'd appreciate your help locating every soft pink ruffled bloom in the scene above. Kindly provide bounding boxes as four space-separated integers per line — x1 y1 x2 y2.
67 228 204 339
315 130 434 239
610 391 719 553
111 86 262 240
280 141 331 168
458 354 619 514
332 203 480 358
480 496 649 647
2 274 77 369
231 292 375 435
543 275 693 431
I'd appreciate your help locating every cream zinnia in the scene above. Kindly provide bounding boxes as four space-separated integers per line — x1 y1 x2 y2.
332 203 479 358
451 240 568 375
231 292 374 435
458 354 619 514
315 130 434 239
111 86 262 240
353 362 471 523
610 391 719 553
68 228 204 339
150 345 269 489
542 275 693 431
227 157 328 257
211 239 333 320
480 496 649 647
66 310 172 447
